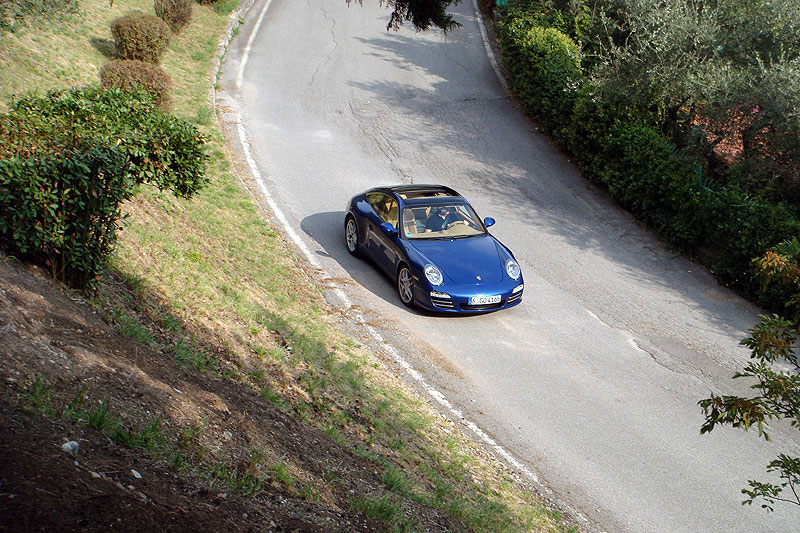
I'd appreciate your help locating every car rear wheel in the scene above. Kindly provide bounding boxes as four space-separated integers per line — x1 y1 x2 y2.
345 215 360 256
397 265 414 307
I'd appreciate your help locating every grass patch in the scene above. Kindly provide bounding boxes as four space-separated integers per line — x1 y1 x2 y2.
62 388 89 423
269 460 296 490
86 400 116 432
167 338 217 372
112 309 154 344
381 464 409 493
350 493 399 522
111 416 165 452
259 385 289 410
210 453 269 498
18 375 55 415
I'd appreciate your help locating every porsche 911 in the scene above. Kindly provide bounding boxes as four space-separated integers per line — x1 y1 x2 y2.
344 184 523 312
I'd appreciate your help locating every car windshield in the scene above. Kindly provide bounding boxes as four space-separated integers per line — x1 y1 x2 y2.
401 204 485 239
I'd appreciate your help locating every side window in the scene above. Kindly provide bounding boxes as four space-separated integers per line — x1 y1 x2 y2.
385 199 398 229
367 193 388 219
367 193 398 228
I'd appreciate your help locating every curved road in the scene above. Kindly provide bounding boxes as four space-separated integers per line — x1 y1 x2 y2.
217 1 800 531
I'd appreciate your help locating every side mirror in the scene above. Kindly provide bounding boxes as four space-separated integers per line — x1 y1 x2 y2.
380 222 398 236
483 217 496 228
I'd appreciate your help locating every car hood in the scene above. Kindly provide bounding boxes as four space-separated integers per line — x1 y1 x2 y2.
410 235 506 285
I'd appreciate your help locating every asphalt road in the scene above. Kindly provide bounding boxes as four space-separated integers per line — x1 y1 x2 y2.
217 1 800 530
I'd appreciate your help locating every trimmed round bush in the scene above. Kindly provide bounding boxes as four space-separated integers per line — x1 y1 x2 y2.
111 11 171 63
100 59 172 111
154 0 192 34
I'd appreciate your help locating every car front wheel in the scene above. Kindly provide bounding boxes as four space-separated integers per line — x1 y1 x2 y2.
345 215 360 256
397 265 414 307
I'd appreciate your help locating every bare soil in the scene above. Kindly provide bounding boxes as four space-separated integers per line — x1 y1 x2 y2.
0 257 457 532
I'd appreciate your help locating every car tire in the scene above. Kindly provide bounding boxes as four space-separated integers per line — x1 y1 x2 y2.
397 264 414 307
345 215 360 256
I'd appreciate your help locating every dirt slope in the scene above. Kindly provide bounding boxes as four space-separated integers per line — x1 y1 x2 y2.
0 258 456 531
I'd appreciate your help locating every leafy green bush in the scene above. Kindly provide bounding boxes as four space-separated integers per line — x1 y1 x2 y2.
499 14 581 129
154 0 192 34
0 87 208 289
100 59 172 111
497 1 800 308
565 113 800 293
505 0 591 42
110 11 171 63
700 189 800 299
596 122 705 246
555 85 626 180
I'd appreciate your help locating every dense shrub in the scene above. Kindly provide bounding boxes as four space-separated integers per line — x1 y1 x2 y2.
498 2 800 306
0 87 208 289
555 85 627 180
110 11 171 63
498 13 538 81
501 0 590 42
499 14 581 129
700 189 800 301
100 59 172 111
596 122 705 246
154 0 192 34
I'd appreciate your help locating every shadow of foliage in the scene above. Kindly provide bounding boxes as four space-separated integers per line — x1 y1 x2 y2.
90 37 117 59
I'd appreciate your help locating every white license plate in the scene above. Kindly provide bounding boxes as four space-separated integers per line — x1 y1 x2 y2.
469 295 501 305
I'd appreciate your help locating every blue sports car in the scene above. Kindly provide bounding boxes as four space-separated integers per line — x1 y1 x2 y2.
344 184 523 312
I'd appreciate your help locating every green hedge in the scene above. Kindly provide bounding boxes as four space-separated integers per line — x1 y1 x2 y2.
700 189 800 304
596 122 705 246
499 6 800 307
0 146 129 287
0 87 208 289
499 15 581 130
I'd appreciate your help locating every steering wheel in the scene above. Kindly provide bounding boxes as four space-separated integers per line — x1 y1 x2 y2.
445 220 466 229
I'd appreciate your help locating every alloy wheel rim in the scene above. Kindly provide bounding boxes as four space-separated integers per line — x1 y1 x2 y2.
399 268 413 303
346 219 357 251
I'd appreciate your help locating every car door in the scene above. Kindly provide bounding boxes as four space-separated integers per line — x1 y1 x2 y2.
365 193 401 275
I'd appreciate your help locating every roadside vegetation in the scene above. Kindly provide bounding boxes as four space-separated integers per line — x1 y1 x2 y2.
493 0 800 512
497 0 799 309
0 0 574 531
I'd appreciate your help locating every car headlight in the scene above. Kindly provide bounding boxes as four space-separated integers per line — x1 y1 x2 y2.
505 259 521 280
424 264 443 286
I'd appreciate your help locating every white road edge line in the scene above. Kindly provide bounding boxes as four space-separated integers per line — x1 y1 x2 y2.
228 0 597 524
470 0 509 91
236 0 273 89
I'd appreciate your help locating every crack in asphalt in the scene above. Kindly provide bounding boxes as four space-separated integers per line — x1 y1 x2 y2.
309 1 338 90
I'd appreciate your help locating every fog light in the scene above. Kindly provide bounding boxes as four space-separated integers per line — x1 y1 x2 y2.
430 291 451 299
512 284 524 294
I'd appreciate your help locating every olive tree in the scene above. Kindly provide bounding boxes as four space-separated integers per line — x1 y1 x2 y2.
582 0 800 202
